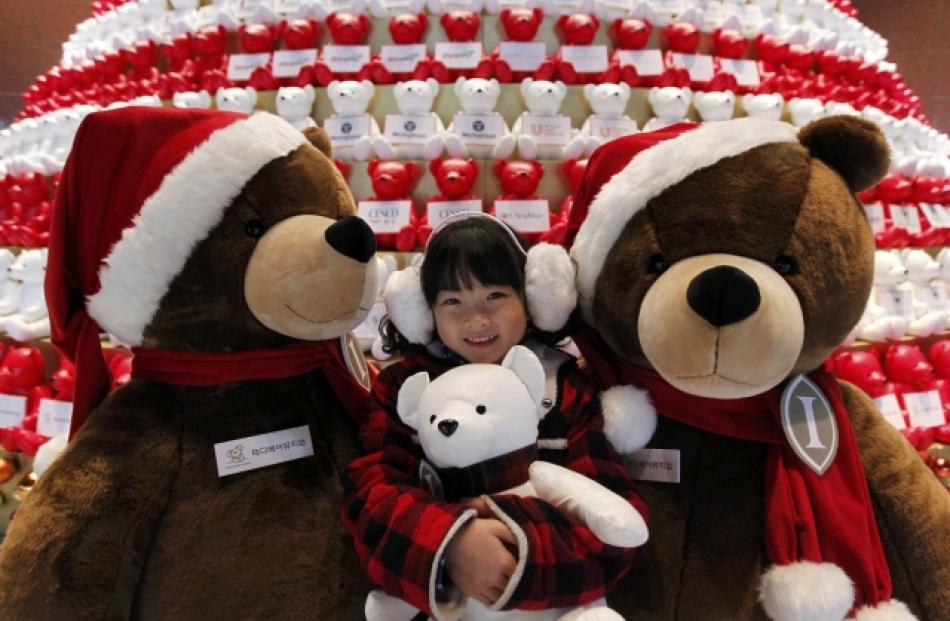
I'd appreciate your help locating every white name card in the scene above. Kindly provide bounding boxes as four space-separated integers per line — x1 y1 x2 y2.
428 199 483 228
589 116 638 140
560 45 609 73
903 390 945 429
380 44 427 73
498 41 547 72
616 49 664 77
358 199 413 234
323 44 370 73
873 394 906 430
384 114 437 145
37 399 73 437
324 114 372 144
494 199 550 233
0 394 26 428
624 448 681 483
226 53 272 81
718 58 760 86
890 205 922 234
520 114 572 146
272 48 318 78
452 113 506 145
214 425 315 477
863 203 885 234
435 42 482 69
671 53 715 82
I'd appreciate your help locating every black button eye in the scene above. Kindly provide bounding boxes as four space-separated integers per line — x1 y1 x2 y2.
429 414 436 424
245 219 266 238
648 253 670 275
475 405 486 415
773 255 798 276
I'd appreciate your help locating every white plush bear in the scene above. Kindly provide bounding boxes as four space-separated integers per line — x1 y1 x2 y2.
215 86 258 114
275 85 317 132
373 78 446 160
643 87 692 132
900 249 949 337
513 79 587 160
692 90 736 123
172 89 212 109
2 248 51 342
824 101 859 117
324 80 379 161
581 83 637 157
741 93 784 121
856 250 910 343
365 345 646 621
787 97 825 128
443 77 516 160
0 249 21 316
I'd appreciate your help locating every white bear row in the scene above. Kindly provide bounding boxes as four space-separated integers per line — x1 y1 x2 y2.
5 78 948 177
0 249 51 343
850 249 950 344
59 0 885 72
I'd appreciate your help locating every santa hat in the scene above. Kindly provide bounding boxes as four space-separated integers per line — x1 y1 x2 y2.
567 117 799 322
46 106 309 436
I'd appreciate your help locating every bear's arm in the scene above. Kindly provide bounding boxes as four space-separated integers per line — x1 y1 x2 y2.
838 380 950 618
489 365 647 611
0 379 183 621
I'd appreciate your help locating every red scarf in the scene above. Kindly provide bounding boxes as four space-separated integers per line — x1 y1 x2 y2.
131 339 374 425
575 326 892 612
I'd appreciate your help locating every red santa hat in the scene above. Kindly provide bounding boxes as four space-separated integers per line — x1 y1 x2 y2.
567 117 799 321
47 106 309 436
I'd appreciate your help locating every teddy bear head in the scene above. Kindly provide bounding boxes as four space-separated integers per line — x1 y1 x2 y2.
571 116 889 399
884 343 934 385
500 8 544 41
430 157 478 198
584 83 632 118
453 77 500 113
279 19 320 49
8 248 47 284
275 85 316 121
368 160 418 199
440 10 480 42
648 86 692 121
238 23 278 53
874 250 907 287
692 90 735 122
394 78 439 115
396 345 545 468
172 90 212 110
557 14 600 45
902 249 939 285
215 87 258 114
609 17 652 50
787 97 826 127
494 159 543 196
327 12 372 44
741 93 784 121
327 80 374 115
389 13 427 44
521 79 567 115
193 25 228 56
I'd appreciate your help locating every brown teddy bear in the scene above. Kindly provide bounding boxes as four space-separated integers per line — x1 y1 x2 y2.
565 116 950 621
0 107 379 619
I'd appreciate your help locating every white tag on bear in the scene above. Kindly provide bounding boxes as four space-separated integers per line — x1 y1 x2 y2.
560 45 609 73
452 113 505 145
227 53 272 81
381 44 427 73
435 42 482 69
616 49 664 76
520 114 572 146
718 58 760 86
498 42 547 72
589 117 637 140
37 399 73 437
214 425 315 477
324 114 372 144
358 199 413 233
0 394 26 428
273 49 318 78
384 114 437 145
428 199 483 228
624 448 680 483
863 203 885 234
671 53 715 82
495 199 550 233
323 45 371 73
903 390 945 428
872 393 906 430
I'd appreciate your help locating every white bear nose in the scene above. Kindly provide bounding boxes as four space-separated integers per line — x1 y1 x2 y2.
437 419 459 437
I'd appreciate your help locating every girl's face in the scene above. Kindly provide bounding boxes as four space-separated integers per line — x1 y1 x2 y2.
433 279 528 364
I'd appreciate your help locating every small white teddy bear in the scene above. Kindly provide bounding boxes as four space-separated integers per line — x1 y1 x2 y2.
644 87 693 131
323 80 379 161
364 345 646 621
856 250 910 343
215 86 258 114
442 77 516 160
900 249 949 337
2 248 51 342
787 97 825 128
581 83 637 157
692 90 736 123
275 85 317 132
0 249 20 316
172 89 212 109
741 93 785 122
513 79 587 160
373 78 446 161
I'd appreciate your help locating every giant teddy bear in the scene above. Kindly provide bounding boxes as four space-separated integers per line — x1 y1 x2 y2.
0 107 378 619
566 116 950 621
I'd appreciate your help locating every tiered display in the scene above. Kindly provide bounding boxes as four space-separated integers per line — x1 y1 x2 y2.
0 0 949 532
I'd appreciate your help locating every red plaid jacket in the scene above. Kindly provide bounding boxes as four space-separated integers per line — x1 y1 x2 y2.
342 343 648 616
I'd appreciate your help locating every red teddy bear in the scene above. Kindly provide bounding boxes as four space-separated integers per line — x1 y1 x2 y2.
540 158 586 246
422 157 482 245
490 159 555 246
365 14 451 84
365 160 421 252
436 11 495 80
299 12 374 86
493 8 557 82
556 14 624 85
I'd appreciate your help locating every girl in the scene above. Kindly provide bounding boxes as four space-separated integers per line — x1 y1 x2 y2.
342 213 646 618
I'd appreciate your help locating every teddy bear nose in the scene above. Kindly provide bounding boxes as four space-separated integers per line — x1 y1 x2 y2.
686 265 761 327
437 419 459 437
325 216 376 263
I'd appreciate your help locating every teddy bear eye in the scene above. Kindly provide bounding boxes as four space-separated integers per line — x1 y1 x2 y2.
773 255 798 276
245 219 266 238
648 253 670 275
429 414 436 424
476 405 486 414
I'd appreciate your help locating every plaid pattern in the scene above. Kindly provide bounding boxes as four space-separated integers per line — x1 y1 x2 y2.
342 344 648 615
437 444 538 500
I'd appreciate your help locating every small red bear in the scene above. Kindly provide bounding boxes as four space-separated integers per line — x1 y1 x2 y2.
556 14 624 85
490 159 554 246
436 11 495 80
493 8 556 82
366 14 451 84
365 160 421 252
299 12 374 86
422 157 481 245
541 158 587 246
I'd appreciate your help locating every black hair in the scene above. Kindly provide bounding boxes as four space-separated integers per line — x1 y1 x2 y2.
379 217 577 354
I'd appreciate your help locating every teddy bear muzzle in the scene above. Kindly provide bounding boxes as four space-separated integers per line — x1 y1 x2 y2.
244 214 378 340
637 253 805 399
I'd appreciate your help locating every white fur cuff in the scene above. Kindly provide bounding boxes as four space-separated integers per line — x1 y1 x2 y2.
601 385 658 454
851 599 918 621
759 561 854 621
383 265 433 345
525 243 577 333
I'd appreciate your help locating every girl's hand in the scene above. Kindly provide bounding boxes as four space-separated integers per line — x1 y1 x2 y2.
445 518 518 606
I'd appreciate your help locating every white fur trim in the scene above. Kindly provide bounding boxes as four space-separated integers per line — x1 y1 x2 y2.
571 118 798 321
429 508 478 621
483 495 529 612
32 433 68 477
759 562 854 621
87 113 308 345
383 265 433 345
851 599 917 621
525 242 577 332
600 384 657 454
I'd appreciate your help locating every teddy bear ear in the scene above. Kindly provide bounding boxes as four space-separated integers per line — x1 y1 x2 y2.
619 82 631 98
426 77 440 97
360 79 375 98
521 78 534 100
531 160 544 177
583 83 596 101
493 159 508 178
368 159 379 176
303 126 333 158
428 157 442 176
532 7 543 21
500 8 511 20
798 115 890 193
501 345 545 409
453 76 466 98
328 81 341 97
556 14 568 30
396 371 431 428
418 12 428 29
245 86 257 103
